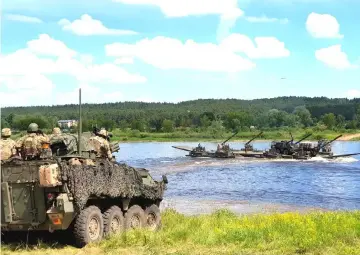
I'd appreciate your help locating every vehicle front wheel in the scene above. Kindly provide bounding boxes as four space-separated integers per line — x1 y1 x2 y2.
73 205 104 248
124 205 146 230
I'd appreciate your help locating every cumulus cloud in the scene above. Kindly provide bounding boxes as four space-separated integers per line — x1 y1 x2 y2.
245 15 288 24
0 34 147 106
58 14 138 36
0 74 54 107
0 34 146 83
27 34 77 57
114 0 242 18
5 14 43 23
115 57 134 65
105 36 256 72
306 12 343 39
114 0 243 42
315 45 357 70
220 34 290 58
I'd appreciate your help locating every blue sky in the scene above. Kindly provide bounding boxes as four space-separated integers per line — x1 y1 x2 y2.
1 0 359 106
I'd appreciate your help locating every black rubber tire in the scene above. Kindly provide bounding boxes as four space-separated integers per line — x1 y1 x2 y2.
73 205 104 248
145 204 162 231
103 206 125 237
124 205 146 230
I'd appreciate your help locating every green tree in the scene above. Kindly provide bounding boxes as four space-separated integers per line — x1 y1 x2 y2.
293 106 313 127
131 120 146 132
162 119 174 132
200 115 211 128
322 113 336 129
336 114 346 128
207 120 225 138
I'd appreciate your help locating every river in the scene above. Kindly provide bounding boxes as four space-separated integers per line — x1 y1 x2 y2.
114 141 360 214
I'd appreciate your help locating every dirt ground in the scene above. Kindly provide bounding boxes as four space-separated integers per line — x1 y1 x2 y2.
337 133 360 141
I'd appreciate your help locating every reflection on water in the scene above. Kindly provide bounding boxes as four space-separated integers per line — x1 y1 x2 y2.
115 141 360 211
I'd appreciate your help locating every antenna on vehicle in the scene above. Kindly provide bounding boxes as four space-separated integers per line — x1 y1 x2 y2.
78 88 82 156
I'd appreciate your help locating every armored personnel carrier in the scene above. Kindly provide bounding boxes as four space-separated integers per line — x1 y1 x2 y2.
1 89 168 248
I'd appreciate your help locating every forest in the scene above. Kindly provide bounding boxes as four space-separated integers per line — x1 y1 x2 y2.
1 96 360 136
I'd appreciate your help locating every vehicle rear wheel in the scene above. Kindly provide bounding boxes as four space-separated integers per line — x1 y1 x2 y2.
145 204 161 231
103 206 124 237
124 205 146 230
73 205 104 248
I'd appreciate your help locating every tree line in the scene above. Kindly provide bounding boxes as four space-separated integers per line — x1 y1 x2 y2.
1 96 360 133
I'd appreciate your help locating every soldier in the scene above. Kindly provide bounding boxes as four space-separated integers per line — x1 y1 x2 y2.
88 128 113 160
49 127 63 142
15 123 50 160
0 128 17 161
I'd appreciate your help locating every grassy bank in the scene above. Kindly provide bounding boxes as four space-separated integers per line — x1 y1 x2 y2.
2 209 360 255
8 128 360 142
110 128 360 142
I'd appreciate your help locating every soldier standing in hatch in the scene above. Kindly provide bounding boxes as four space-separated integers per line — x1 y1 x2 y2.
49 127 63 141
0 128 17 161
15 123 50 160
89 128 113 160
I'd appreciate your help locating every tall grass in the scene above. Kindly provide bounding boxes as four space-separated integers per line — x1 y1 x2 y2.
2 209 360 255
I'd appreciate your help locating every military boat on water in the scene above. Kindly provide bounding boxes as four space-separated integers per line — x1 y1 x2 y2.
172 131 239 158
232 131 265 157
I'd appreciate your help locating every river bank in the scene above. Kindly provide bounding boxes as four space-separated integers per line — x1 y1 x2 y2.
2 209 359 255
110 129 360 143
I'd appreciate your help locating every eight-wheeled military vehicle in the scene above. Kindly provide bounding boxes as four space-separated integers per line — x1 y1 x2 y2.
1 89 168 248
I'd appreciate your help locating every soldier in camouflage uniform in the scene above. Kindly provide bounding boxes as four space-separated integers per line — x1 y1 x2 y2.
49 127 63 142
0 128 17 161
88 128 113 160
15 123 50 160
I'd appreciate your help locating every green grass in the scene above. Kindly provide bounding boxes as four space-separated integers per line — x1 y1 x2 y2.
110 128 360 143
2 209 360 255
8 128 360 142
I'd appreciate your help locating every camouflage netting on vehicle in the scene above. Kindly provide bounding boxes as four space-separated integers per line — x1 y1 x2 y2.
59 159 165 211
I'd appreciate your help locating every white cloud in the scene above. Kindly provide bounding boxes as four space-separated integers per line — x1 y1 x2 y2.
27 34 77 57
0 74 54 107
345 89 360 99
245 15 288 24
115 57 134 65
58 14 138 36
5 14 43 23
315 45 357 70
106 36 256 72
114 0 243 43
0 34 146 84
306 12 343 39
220 34 290 58
114 0 242 18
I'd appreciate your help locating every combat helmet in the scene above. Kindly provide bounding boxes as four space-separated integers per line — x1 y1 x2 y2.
53 127 61 135
99 129 108 136
1 128 11 137
28 123 39 132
